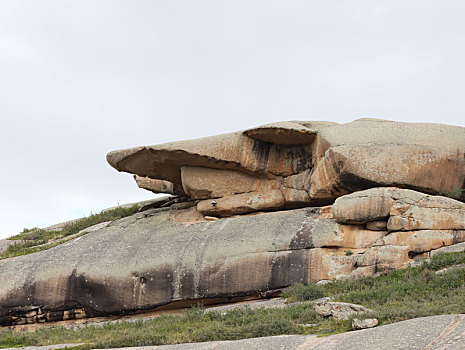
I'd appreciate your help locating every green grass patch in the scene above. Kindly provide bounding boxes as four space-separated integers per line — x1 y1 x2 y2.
1 205 141 260
2 250 465 348
0 304 333 349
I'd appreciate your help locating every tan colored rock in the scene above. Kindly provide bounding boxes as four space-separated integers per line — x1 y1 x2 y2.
333 188 395 224
366 220 388 231
172 207 205 224
283 169 311 191
243 121 336 145
180 166 274 199
430 242 465 256
134 175 179 195
354 245 410 271
109 119 465 203
107 131 313 187
332 187 424 224
311 219 386 249
243 121 317 145
333 187 465 234
308 248 362 282
282 187 310 206
0 207 323 326
309 119 465 201
388 196 465 231
381 230 465 254
197 190 285 217
346 266 377 280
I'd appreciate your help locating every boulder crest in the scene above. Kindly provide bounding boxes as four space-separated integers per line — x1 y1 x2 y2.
107 118 465 212
2 118 465 326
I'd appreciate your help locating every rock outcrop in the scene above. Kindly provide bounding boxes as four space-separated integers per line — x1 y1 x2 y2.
2 118 465 326
108 118 465 215
2 187 465 325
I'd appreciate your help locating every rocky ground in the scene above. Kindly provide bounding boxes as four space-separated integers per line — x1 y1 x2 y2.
5 314 465 350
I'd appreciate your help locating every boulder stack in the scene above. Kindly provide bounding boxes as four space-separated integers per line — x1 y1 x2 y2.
1 118 465 326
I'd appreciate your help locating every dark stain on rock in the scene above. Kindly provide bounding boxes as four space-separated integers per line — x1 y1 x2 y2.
453 230 465 245
47 310 65 322
333 160 345 174
198 257 270 298
289 209 318 250
179 269 195 298
337 171 381 193
252 140 271 172
287 147 313 174
65 272 116 317
268 250 309 289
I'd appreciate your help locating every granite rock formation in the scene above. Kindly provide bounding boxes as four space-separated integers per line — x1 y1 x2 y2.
1 118 465 326
107 118 465 211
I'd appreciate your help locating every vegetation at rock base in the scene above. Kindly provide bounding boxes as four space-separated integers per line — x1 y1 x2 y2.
282 283 324 303
2 251 465 348
0 205 140 259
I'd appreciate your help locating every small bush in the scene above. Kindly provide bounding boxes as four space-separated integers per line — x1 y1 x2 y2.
283 283 325 303
428 250 465 271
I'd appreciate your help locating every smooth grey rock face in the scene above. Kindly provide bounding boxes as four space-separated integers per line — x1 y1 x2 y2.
0 207 321 325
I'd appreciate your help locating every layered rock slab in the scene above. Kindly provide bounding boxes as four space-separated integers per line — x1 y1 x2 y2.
0 207 324 326
3 187 465 326
333 187 465 231
309 119 465 201
108 119 465 206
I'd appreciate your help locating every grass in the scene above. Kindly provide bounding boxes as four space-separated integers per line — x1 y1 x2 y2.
0 205 141 260
2 250 465 348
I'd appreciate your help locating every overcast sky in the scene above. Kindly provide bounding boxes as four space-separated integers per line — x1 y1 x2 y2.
0 0 464 238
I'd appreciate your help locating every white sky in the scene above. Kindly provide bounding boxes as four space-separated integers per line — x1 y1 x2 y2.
1 0 464 238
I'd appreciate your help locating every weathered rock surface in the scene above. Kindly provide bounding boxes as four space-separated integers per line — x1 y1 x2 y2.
4 186 465 325
309 119 465 202
312 298 372 320
333 187 465 232
388 195 465 231
107 119 465 217
0 207 322 326
134 175 182 196
4 119 465 326
352 318 379 330
181 167 264 199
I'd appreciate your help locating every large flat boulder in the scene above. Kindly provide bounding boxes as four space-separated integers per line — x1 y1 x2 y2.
107 119 465 209
0 207 322 326
309 119 465 201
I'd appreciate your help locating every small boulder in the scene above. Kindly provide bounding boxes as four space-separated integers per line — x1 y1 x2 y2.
352 318 378 330
435 264 465 275
197 189 285 217
312 299 373 320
